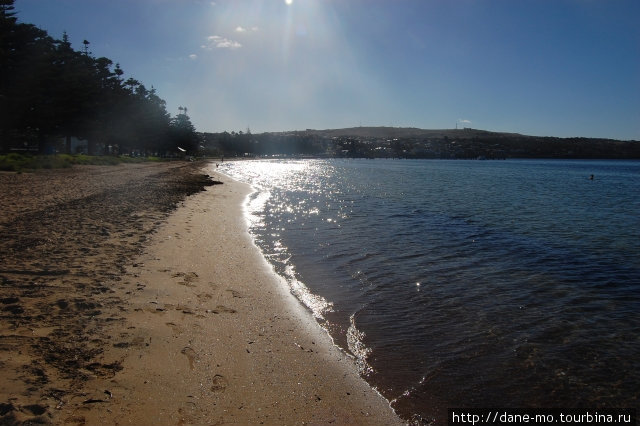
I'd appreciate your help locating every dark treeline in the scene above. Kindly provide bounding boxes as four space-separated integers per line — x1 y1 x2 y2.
201 131 328 158
0 0 198 156
202 127 640 160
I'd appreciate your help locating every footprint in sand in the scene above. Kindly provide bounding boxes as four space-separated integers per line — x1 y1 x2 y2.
172 272 198 287
131 335 146 347
144 303 166 314
210 374 228 393
211 305 237 314
225 289 244 299
64 416 86 426
196 293 212 303
165 322 183 337
22 404 47 416
180 346 198 370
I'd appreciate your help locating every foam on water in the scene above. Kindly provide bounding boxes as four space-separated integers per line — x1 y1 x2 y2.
346 312 373 376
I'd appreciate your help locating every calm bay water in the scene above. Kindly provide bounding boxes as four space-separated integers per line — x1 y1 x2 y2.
217 159 640 424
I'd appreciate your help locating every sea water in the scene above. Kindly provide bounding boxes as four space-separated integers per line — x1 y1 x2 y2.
217 159 640 424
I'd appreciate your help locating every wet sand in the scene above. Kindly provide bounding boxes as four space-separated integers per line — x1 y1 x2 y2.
0 162 403 425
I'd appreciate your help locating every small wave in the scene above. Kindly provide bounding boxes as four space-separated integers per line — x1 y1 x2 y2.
282 263 333 320
346 312 373 376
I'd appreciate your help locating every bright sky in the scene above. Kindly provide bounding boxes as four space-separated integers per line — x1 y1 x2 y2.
15 0 640 140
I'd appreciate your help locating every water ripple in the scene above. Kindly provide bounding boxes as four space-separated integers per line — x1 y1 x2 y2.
218 159 640 424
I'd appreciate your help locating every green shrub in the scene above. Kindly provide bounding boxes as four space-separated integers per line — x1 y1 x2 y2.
0 153 30 171
0 153 169 171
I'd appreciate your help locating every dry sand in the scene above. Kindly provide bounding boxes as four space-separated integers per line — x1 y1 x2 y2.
0 162 403 425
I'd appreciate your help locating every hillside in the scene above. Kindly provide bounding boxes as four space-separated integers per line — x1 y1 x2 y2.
201 127 640 159
299 127 523 139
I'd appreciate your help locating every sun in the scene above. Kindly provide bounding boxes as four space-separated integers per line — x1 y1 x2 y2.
285 0 293 4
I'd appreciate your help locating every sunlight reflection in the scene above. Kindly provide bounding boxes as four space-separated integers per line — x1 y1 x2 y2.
217 159 335 321
238 159 311 191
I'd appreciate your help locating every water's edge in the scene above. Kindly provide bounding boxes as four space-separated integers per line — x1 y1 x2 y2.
219 168 408 421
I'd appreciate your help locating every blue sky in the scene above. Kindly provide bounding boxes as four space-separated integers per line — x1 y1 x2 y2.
14 0 640 140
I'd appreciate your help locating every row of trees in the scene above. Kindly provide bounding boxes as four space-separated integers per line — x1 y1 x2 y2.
0 0 198 155
201 131 329 157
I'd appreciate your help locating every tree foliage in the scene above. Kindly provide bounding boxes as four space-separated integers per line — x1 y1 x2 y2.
170 112 199 153
0 1 197 155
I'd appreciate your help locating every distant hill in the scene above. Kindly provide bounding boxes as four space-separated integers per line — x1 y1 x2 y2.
201 127 640 159
298 126 523 139
292 126 638 141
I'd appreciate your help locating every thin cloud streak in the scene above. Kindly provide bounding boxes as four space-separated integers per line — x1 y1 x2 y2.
202 35 242 50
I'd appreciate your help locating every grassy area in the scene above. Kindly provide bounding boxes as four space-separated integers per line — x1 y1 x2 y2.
0 153 166 172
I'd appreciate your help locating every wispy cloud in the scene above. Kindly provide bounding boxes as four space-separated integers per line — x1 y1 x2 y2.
189 54 198 60
235 26 258 33
458 119 472 124
202 35 242 50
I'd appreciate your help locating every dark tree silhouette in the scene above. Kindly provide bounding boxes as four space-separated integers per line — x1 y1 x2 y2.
169 108 199 154
0 0 195 156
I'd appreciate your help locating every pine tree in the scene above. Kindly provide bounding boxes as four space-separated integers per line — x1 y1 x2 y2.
1 3 180 156
169 108 199 154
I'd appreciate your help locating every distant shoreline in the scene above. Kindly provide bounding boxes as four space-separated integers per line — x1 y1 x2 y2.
200 127 640 160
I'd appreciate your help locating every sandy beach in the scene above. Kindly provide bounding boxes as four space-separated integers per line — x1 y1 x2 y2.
0 161 403 425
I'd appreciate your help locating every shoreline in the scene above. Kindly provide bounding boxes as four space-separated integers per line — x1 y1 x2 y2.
0 162 403 425
74 166 403 425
